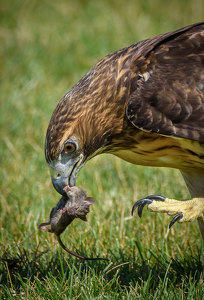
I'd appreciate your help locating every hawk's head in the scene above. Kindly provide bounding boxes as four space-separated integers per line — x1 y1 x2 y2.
45 53 131 195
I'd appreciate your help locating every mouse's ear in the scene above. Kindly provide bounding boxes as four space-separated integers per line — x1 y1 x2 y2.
85 197 95 205
38 222 52 233
79 215 87 222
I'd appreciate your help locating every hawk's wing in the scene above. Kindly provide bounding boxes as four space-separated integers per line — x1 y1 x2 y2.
126 22 204 143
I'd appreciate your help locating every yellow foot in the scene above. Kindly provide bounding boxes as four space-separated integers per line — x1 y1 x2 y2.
132 195 204 229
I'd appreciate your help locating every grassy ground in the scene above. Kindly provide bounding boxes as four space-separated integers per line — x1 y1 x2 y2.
0 0 204 298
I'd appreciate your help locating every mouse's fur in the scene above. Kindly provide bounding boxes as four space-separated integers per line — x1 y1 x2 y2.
39 186 107 261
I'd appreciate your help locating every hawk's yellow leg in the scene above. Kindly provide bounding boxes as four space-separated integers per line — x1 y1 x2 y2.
148 197 204 224
132 171 204 232
132 196 204 227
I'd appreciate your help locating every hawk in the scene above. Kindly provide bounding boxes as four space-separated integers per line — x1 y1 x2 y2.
45 22 204 246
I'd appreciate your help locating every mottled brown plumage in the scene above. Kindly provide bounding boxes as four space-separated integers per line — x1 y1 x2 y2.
45 22 204 253
46 22 204 162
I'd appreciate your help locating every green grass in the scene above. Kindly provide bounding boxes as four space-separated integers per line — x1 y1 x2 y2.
0 0 204 298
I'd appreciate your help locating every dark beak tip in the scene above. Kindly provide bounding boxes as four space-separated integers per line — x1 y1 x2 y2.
52 177 68 195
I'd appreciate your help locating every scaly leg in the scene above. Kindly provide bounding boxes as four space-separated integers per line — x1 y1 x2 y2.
132 170 204 232
132 195 204 229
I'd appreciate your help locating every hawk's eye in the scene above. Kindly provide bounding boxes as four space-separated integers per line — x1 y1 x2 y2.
63 142 76 154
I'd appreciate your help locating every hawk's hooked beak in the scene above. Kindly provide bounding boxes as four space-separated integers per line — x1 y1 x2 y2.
50 154 84 195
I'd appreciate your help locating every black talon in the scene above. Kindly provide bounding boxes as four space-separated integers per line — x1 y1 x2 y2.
137 203 146 218
169 213 183 229
131 199 153 216
145 195 166 201
132 195 166 217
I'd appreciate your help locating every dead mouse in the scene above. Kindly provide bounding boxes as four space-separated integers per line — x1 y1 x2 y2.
39 186 107 261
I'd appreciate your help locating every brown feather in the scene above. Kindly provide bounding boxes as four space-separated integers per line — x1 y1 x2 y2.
45 22 204 173
127 23 204 142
